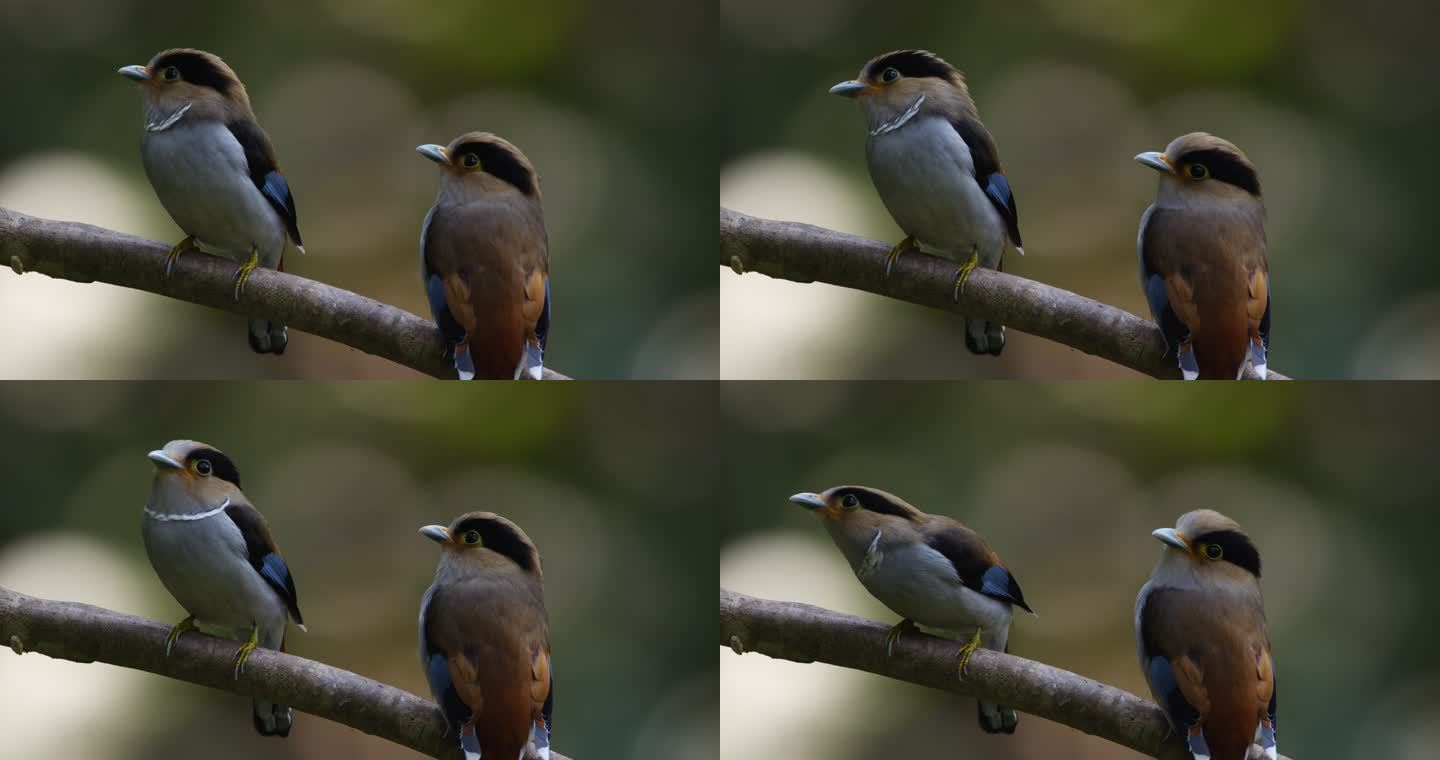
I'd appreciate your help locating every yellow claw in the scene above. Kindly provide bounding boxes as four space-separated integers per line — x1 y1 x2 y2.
164 615 196 657
952 248 980 303
885 619 916 657
232 624 260 679
164 236 195 280
957 627 983 678
232 248 260 303
885 236 915 278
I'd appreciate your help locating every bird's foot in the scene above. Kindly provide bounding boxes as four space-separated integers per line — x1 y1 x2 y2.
884 236 914 278
232 248 260 303
232 624 260 679
164 236 195 280
885 619 916 657
957 627 983 678
952 248 979 303
164 615 196 657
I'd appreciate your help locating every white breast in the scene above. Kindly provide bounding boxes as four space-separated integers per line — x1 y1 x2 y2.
140 120 289 267
865 115 1008 266
141 511 288 647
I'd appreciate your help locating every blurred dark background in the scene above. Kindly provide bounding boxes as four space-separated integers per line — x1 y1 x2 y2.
720 383 1440 760
0 382 718 760
0 0 716 379
720 0 1440 379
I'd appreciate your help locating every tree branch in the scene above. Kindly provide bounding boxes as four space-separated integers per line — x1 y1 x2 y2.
720 588 1291 760
0 587 571 760
0 208 570 380
720 208 1286 380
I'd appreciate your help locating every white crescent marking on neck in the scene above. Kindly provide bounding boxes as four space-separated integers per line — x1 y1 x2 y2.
145 496 230 521
146 102 192 132
857 529 884 578
870 95 925 137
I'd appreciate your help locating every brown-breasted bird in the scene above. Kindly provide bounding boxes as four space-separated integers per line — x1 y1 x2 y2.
420 512 553 759
1136 133 1270 379
141 439 304 736
831 50 1023 356
119 49 303 354
1136 509 1277 760
790 485 1033 734
417 133 551 380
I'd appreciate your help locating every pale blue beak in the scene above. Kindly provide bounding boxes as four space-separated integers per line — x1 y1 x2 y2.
416 144 449 165
118 65 149 82
789 492 825 510
1152 527 1189 551
419 525 450 543
1135 151 1175 175
829 80 867 98
147 450 183 470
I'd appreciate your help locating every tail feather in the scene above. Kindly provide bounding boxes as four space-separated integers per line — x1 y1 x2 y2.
252 699 292 737
977 700 1018 734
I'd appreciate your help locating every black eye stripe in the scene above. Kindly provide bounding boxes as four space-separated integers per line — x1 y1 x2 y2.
1177 148 1261 195
1193 529 1261 576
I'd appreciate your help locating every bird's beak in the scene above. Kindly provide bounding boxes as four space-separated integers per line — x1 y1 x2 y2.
829 80 867 98
1135 151 1175 175
1152 528 1190 551
416 144 450 165
419 525 451 544
147 450 183 470
789 492 826 510
118 65 150 82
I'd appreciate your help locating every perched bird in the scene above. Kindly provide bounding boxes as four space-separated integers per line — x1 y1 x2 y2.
790 486 1033 734
417 133 551 380
1135 510 1277 760
1135 133 1270 380
141 439 304 736
419 512 553 760
118 48 304 354
831 50 1023 356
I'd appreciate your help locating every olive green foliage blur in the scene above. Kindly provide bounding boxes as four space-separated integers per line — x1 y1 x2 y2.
0 383 717 760
720 383 1440 759
721 0 1440 379
0 0 715 379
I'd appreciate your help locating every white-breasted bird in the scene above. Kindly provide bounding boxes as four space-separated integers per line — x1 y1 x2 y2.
831 50 1023 356
1135 509 1277 760
119 48 304 355
790 485 1033 734
141 439 304 736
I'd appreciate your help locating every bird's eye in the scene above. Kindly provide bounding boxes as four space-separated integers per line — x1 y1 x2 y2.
1202 543 1224 560
841 494 859 509
163 66 180 82
194 459 212 476
461 153 481 169
881 68 900 83
1187 163 1209 180
463 530 482 545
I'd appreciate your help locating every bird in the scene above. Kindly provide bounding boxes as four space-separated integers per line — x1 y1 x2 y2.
419 512 553 760
1135 509 1277 760
789 485 1033 734
140 439 304 737
416 132 551 380
118 48 304 355
1135 133 1271 380
831 50 1023 356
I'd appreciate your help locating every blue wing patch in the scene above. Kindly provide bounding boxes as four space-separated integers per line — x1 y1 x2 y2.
260 171 302 247
257 553 303 625
1144 272 1190 354
424 650 470 735
1145 654 1200 735
534 666 554 756
979 564 1033 613
982 172 1022 248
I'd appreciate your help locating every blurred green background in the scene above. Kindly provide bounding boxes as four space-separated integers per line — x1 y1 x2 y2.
0 382 717 760
720 383 1440 760
720 0 1440 379
0 0 716 379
